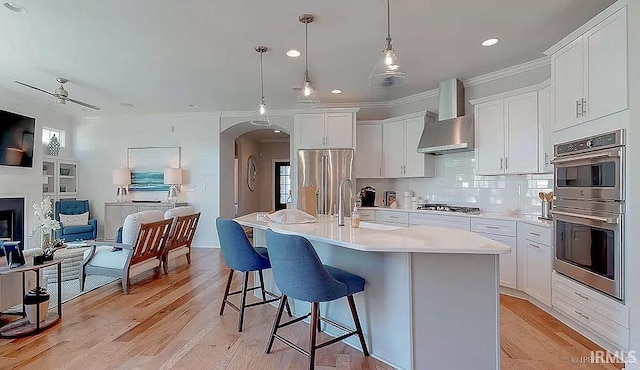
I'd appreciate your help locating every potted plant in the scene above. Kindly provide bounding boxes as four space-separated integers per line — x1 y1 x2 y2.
29 196 62 265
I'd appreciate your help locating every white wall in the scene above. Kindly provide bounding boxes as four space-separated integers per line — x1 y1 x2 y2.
73 113 221 247
626 0 640 368
357 152 552 215
0 89 74 248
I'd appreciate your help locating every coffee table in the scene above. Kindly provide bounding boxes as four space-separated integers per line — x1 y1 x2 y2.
43 246 91 283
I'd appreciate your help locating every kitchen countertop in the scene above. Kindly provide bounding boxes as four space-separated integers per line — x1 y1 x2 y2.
234 213 511 255
358 207 553 228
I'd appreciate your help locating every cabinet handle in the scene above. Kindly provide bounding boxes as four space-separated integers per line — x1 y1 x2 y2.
582 98 587 116
530 232 541 237
485 226 500 230
500 158 503 170
529 243 540 249
544 153 549 165
576 100 582 117
574 292 590 301
505 157 508 170
389 216 399 219
574 310 589 320
379 168 382 176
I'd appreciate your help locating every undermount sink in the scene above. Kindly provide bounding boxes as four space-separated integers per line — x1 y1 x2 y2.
359 222 401 231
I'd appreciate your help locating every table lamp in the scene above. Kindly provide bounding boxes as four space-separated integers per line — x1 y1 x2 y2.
164 168 183 203
112 168 131 202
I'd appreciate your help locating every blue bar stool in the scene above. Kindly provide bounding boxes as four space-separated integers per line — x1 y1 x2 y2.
216 218 291 332
264 229 369 369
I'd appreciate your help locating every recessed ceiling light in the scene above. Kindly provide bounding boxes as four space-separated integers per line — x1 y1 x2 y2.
286 50 301 58
331 89 343 94
274 130 281 133
482 38 499 47
189 104 199 108
121 103 135 108
3 2 27 13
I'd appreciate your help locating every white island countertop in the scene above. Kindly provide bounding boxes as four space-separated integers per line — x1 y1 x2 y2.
235 213 510 255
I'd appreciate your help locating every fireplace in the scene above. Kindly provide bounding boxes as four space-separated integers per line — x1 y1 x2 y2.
0 198 25 256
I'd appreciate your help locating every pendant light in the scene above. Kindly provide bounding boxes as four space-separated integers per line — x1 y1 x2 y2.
250 46 272 126
295 14 320 106
369 0 408 87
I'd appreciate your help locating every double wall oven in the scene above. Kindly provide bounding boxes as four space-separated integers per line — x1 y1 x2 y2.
552 129 625 301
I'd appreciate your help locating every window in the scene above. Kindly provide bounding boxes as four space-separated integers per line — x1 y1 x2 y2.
42 127 65 148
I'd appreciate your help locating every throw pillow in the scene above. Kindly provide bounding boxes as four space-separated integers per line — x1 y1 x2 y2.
60 212 89 227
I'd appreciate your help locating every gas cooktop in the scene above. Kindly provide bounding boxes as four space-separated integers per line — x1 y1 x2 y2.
416 204 481 215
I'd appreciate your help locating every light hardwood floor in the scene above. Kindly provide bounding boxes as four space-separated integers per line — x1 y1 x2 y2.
0 249 623 369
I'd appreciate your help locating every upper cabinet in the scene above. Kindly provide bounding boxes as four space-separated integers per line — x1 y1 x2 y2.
549 6 628 132
473 90 541 175
295 112 355 149
355 124 383 178
538 86 553 173
382 116 435 178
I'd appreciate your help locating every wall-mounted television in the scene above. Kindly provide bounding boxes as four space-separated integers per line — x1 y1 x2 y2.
0 110 35 168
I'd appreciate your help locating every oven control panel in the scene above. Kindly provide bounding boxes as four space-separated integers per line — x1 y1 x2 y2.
555 129 624 156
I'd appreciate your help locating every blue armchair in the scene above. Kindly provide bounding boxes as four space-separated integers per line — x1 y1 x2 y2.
54 200 97 241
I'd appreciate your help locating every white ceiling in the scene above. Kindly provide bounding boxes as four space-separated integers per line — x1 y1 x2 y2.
0 0 615 116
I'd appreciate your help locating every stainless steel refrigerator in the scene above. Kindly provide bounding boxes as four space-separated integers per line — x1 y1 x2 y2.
297 149 354 216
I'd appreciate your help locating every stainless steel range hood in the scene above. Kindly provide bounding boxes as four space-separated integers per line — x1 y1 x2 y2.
417 79 474 154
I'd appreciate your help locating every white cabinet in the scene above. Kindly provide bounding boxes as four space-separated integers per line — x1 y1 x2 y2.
538 86 553 173
410 213 470 230
519 223 553 306
375 210 409 227
359 209 375 222
355 124 383 178
43 156 79 198
296 112 354 149
472 219 517 289
382 117 435 178
474 92 539 175
550 7 628 131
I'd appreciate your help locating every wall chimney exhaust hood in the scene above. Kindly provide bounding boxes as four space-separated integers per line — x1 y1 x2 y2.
417 79 474 154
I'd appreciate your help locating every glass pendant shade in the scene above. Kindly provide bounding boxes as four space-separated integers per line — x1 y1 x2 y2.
369 47 407 87
250 99 271 126
295 78 320 106
369 0 408 88
250 46 272 126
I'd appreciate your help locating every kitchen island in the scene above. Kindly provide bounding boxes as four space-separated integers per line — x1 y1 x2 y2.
235 213 510 370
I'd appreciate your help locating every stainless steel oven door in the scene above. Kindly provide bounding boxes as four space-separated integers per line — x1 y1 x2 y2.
553 207 623 301
553 147 623 201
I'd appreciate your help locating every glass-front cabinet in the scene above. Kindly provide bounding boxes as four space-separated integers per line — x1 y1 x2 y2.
42 156 78 201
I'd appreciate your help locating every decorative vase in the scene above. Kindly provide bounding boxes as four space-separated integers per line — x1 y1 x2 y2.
48 135 60 156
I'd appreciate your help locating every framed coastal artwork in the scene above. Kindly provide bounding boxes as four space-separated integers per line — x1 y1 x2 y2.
127 147 180 192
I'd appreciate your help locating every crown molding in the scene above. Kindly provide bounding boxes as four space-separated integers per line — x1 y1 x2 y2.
80 111 223 121
463 57 550 88
469 78 551 106
387 88 439 107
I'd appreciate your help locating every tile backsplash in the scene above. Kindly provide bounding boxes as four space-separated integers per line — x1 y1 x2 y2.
356 152 553 216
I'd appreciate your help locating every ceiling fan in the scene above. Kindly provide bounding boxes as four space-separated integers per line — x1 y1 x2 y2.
14 77 101 110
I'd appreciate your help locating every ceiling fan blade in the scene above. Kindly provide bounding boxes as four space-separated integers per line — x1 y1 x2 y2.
14 81 56 96
68 98 101 110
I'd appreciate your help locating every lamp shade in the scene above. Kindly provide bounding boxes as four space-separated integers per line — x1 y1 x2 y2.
112 168 131 185
164 168 183 185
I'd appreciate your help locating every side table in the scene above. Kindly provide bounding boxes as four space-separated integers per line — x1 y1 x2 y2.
0 259 62 337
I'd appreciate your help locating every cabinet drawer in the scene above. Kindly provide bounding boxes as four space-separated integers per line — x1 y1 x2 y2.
471 218 516 237
410 213 471 230
359 210 375 222
376 210 409 226
519 223 552 245
553 293 629 349
553 272 628 328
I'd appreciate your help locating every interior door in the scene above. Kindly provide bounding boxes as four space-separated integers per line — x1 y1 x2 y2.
403 117 427 178
274 161 291 211
584 7 628 122
382 120 405 178
552 38 584 131
505 92 539 174
475 100 505 175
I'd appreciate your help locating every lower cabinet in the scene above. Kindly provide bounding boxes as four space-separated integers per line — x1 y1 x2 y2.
472 219 517 290
104 202 188 241
375 210 409 227
410 213 471 230
359 209 376 222
518 223 553 306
